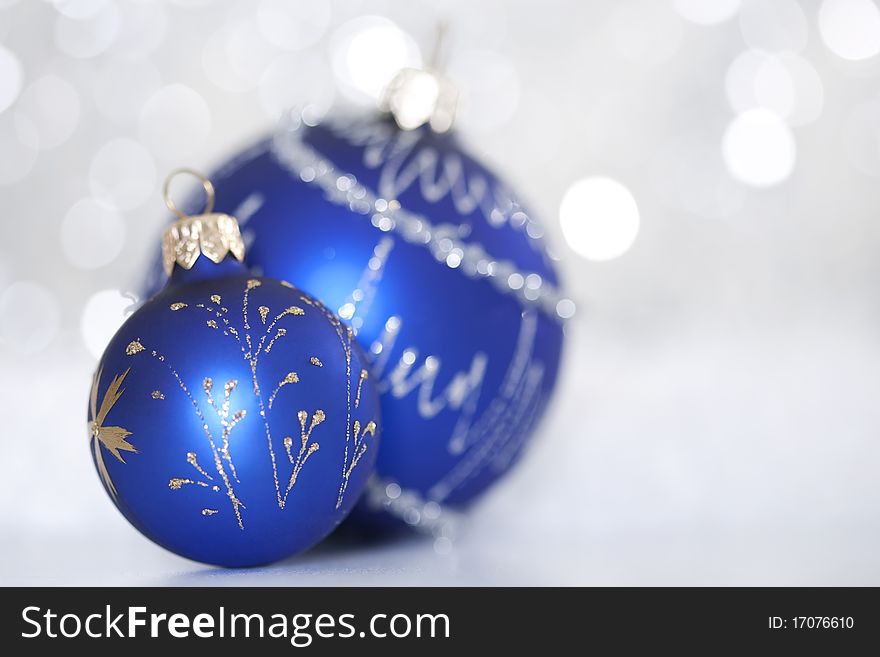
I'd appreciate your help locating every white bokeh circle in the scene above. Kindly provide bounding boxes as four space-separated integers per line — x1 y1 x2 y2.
60 198 126 270
762 55 823 127
202 26 249 93
0 281 61 355
89 138 156 211
555 298 577 320
673 0 740 25
226 18 282 90
14 75 81 150
139 84 212 160
0 44 23 115
93 58 162 124
722 108 796 187
53 0 110 20
819 0 880 61
0 114 38 185
109 0 167 59
725 50 824 127
257 0 331 51
738 0 807 53
330 16 422 104
53 2 121 59
559 176 641 262
259 51 335 119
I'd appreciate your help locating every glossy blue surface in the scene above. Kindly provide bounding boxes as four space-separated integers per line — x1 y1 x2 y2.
147 113 566 524
92 257 380 566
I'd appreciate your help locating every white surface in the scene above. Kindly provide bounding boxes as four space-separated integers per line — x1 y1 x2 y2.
2 0 880 586
4 308 880 586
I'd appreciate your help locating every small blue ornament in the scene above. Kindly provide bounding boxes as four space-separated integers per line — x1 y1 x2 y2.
90 171 380 566
188 110 570 530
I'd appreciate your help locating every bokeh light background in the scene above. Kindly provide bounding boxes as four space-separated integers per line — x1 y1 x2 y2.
2 0 880 585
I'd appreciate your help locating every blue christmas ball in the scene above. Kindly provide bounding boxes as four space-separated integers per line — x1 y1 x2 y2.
91 252 380 566
149 113 568 528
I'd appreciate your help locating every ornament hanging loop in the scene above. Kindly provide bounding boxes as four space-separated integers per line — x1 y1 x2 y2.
160 168 245 276
428 20 449 71
163 168 216 220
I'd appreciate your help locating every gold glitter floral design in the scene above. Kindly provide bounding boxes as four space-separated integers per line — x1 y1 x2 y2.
125 340 144 355
132 280 321 525
268 371 299 409
89 366 136 499
132 343 247 528
337 418 376 508
298 295 377 508
354 369 368 409
282 410 323 498
202 377 247 483
124 278 377 527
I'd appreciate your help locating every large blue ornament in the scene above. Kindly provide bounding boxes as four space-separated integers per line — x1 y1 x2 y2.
149 112 568 529
91 192 380 566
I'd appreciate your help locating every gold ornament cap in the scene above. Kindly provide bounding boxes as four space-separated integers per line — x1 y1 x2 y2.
382 67 458 133
161 168 246 277
381 23 458 133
